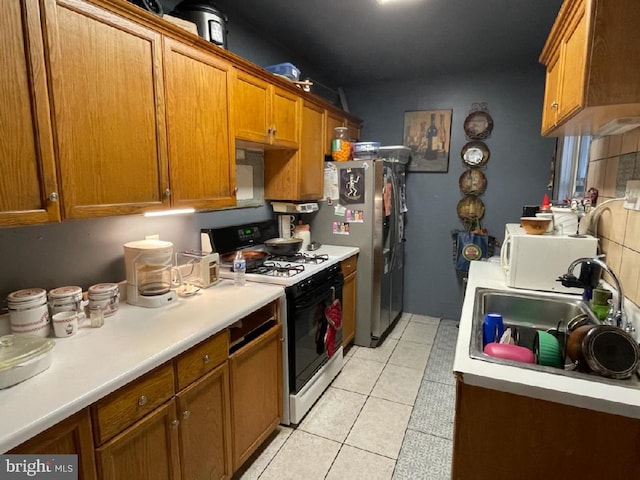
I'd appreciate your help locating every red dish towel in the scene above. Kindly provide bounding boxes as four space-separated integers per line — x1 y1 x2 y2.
324 299 342 357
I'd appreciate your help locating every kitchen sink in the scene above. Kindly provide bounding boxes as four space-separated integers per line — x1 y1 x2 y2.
469 288 640 388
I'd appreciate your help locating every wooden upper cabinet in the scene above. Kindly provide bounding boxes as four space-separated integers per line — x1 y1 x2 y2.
163 38 235 211
233 69 300 148
265 100 324 200
271 87 299 148
42 0 169 219
541 52 562 133
539 0 640 136
0 0 60 227
324 110 345 156
347 120 361 143
232 70 271 145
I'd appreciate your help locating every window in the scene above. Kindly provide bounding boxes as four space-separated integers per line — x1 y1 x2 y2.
553 135 591 203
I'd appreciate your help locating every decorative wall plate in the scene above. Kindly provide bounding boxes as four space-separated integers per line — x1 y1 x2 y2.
461 141 490 167
456 196 485 220
463 111 494 140
459 169 487 195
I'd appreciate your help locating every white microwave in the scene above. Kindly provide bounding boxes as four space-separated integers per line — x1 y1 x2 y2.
500 224 598 293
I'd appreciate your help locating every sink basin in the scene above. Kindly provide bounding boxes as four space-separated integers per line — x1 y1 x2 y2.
469 288 640 388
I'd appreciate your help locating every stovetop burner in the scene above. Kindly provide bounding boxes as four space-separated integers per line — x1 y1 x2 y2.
248 262 306 277
268 253 329 264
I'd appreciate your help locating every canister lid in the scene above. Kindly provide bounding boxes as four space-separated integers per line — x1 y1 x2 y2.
88 283 119 297
7 288 47 305
48 286 83 300
124 239 173 250
0 334 54 371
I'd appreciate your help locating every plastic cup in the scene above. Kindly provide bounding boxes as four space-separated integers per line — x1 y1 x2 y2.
483 312 504 346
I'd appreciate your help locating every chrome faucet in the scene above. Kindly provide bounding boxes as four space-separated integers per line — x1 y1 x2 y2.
559 256 634 333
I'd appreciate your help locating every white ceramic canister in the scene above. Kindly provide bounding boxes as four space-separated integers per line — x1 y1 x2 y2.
48 286 85 320
87 283 120 317
7 288 50 337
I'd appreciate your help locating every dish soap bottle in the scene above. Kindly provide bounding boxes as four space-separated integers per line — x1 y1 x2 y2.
233 250 246 286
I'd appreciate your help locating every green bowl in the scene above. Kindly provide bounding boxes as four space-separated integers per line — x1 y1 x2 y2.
535 331 564 369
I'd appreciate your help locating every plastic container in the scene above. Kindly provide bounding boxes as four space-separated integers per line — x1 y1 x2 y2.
264 62 300 81
293 222 311 251
233 250 246 286
482 312 504 346
353 142 381 159
483 343 535 364
331 127 352 162
0 334 55 389
7 288 50 338
378 145 412 164
88 283 120 317
534 331 564 368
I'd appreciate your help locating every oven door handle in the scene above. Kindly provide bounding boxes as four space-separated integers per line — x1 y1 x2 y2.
293 288 337 311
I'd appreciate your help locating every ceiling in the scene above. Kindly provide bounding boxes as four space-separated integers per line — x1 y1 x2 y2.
206 0 563 86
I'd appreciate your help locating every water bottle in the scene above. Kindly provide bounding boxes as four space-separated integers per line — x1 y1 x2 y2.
233 250 246 286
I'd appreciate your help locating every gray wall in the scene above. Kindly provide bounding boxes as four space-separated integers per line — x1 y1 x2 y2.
0 207 270 302
347 67 557 320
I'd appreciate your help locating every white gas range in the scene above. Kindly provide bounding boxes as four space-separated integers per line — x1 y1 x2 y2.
201 222 358 424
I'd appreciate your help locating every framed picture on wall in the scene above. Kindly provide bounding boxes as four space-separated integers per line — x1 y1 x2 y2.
403 109 452 173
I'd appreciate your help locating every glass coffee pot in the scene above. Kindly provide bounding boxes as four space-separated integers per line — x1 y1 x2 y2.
124 240 181 308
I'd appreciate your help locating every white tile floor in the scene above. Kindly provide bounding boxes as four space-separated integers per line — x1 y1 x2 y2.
234 313 458 480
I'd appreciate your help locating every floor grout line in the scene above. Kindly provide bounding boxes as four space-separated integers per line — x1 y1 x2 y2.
247 313 457 480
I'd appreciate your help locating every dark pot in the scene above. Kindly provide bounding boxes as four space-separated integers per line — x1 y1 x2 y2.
264 237 303 256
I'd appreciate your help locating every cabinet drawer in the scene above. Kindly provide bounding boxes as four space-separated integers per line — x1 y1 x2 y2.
341 255 358 276
175 330 229 391
92 363 175 445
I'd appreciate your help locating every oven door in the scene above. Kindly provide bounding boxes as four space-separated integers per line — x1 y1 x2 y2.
287 281 343 394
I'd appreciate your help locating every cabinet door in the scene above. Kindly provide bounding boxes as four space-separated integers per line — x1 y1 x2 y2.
558 4 588 122
325 110 345 156
176 363 232 480
342 271 357 348
298 100 325 199
541 52 561 134
0 0 60 226
233 70 271 144
42 0 169 219
264 100 323 200
271 87 299 148
163 38 235 210
10 409 97 480
347 120 361 143
229 323 282 471
96 400 181 480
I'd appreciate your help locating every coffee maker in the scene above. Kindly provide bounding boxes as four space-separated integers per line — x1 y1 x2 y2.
123 239 181 308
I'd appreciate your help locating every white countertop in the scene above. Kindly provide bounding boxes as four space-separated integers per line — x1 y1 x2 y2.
0 280 285 453
309 244 359 262
454 260 640 419
218 244 360 285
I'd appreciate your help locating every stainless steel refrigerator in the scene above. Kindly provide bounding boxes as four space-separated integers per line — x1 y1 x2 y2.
307 146 410 347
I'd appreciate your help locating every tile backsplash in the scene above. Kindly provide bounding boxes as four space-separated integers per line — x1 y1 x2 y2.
584 127 640 308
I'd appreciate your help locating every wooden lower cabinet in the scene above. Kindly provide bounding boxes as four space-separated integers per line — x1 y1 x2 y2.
96 400 181 480
229 323 283 471
10 408 97 480
452 379 640 479
176 363 232 480
341 255 358 348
